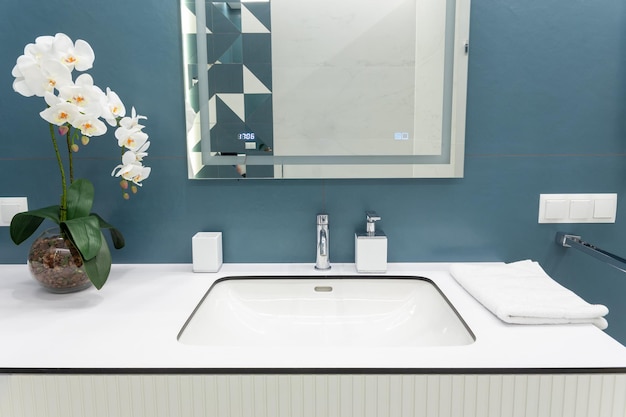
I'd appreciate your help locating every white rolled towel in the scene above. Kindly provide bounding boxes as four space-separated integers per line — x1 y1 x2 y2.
450 260 609 329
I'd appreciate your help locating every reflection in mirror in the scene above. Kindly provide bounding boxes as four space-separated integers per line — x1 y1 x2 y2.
181 0 470 179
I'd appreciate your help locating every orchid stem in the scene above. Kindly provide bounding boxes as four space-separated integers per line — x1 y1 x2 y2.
66 127 74 184
49 123 67 222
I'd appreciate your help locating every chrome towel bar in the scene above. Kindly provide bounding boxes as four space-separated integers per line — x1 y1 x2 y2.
556 232 626 272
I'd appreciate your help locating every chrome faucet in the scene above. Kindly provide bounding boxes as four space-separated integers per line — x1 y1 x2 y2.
315 214 331 270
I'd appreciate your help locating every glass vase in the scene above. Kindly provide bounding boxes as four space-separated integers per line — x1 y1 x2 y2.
28 228 92 293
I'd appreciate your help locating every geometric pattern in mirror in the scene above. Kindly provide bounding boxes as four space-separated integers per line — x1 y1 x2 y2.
206 3 273 158
184 1 274 178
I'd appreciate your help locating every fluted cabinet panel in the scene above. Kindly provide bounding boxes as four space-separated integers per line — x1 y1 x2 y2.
1 373 625 417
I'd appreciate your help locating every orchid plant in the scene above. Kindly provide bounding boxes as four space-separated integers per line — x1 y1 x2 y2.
9 33 151 289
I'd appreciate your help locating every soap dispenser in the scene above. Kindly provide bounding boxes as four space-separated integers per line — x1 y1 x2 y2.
355 211 387 273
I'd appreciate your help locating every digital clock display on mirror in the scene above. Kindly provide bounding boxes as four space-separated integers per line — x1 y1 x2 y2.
237 132 255 141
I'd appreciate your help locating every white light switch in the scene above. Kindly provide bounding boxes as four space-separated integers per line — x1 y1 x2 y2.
0 197 28 227
539 194 617 223
569 199 593 219
544 199 568 219
594 198 617 219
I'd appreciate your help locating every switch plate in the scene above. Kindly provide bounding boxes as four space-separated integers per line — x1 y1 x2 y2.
0 197 28 227
538 193 617 223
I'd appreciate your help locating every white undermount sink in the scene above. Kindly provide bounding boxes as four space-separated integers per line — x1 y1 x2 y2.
178 276 475 347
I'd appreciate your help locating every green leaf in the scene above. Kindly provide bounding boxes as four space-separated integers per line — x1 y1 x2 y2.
82 231 112 290
66 178 94 220
61 215 102 261
91 213 126 249
9 205 60 245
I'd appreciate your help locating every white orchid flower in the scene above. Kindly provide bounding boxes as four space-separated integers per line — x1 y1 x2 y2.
111 153 151 186
101 88 126 126
12 55 72 97
125 164 152 186
12 36 58 96
119 107 147 131
115 127 149 151
122 150 145 165
73 114 107 137
58 74 106 117
52 33 95 71
40 101 80 126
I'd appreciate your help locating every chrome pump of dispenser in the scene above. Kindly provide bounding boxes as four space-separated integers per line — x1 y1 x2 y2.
315 214 331 270
365 211 382 236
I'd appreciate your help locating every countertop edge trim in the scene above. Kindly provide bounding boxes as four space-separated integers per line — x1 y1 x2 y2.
3 367 626 375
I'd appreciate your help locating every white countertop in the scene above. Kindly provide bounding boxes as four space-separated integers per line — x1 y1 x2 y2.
1 263 626 371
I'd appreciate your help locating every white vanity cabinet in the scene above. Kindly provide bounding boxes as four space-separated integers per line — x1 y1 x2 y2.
1 263 625 416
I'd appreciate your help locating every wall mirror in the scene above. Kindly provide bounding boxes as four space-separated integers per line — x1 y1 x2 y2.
181 0 470 179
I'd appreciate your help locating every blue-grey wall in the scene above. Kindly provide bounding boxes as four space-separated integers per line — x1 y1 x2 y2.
2 0 626 343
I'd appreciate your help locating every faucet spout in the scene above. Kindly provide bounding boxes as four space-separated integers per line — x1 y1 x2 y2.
315 214 331 270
